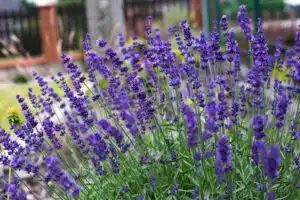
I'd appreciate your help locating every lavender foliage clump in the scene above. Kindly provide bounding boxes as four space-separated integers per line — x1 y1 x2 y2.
0 6 299 200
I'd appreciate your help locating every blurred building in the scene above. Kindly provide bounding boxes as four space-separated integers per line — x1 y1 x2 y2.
0 0 21 10
286 0 300 18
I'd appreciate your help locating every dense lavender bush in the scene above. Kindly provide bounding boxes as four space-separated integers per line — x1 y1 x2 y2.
1 5 300 200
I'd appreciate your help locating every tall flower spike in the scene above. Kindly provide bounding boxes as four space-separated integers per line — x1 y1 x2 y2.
274 92 289 129
251 115 268 140
182 104 198 148
83 33 92 52
211 21 225 62
215 134 232 183
225 30 238 63
263 145 281 181
294 27 300 57
274 37 283 59
98 119 124 144
3 177 27 200
251 18 270 81
192 187 200 200
251 139 267 165
0 128 23 155
293 60 300 83
180 20 193 47
196 32 209 70
118 32 125 47
237 5 252 40
44 155 80 197
220 15 228 32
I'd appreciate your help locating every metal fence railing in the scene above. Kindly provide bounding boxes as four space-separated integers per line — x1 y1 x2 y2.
0 8 41 58
57 5 87 52
0 4 88 59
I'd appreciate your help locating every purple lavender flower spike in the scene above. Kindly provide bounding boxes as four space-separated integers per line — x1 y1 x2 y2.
293 131 300 139
251 140 267 165
225 30 238 63
42 117 62 149
0 128 23 155
267 192 275 200
194 152 202 162
98 119 124 144
83 33 92 52
197 32 209 70
118 32 125 47
274 92 289 129
285 48 296 68
294 28 300 56
97 39 107 48
237 5 252 40
293 60 300 83
220 15 228 32
182 104 198 147
11 155 40 175
211 21 225 62
251 115 267 140
230 101 239 125
44 155 80 197
122 185 129 193
215 134 232 183
168 183 179 196
136 195 144 200
180 20 193 47
3 177 27 200
120 110 139 137
150 174 157 187
263 145 281 181
192 187 200 200
217 89 229 126
274 37 283 59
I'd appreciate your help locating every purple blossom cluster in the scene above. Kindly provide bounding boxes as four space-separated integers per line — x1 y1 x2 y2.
237 5 252 40
0 4 299 200
182 104 198 147
44 155 80 196
251 115 268 140
215 134 232 183
252 140 281 181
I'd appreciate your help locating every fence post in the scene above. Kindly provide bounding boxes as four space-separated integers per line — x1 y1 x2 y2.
201 0 209 35
254 0 261 30
38 1 60 62
192 0 203 28
215 0 221 30
86 0 125 46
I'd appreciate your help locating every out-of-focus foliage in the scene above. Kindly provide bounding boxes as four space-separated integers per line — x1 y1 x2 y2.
161 3 189 27
13 74 29 84
57 0 84 6
272 66 292 82
222 0 285 15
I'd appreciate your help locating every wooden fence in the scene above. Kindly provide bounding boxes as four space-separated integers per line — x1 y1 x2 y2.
0 5 87 60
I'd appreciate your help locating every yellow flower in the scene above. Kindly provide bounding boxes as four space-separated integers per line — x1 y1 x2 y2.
7 106 19 115
7 106 22 126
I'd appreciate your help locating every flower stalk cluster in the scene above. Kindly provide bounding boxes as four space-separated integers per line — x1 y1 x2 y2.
0 5 299 200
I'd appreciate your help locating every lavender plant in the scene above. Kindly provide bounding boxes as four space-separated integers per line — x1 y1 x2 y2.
1 5 300 200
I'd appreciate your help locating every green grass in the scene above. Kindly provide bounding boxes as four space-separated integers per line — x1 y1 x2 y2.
0 81 63 130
